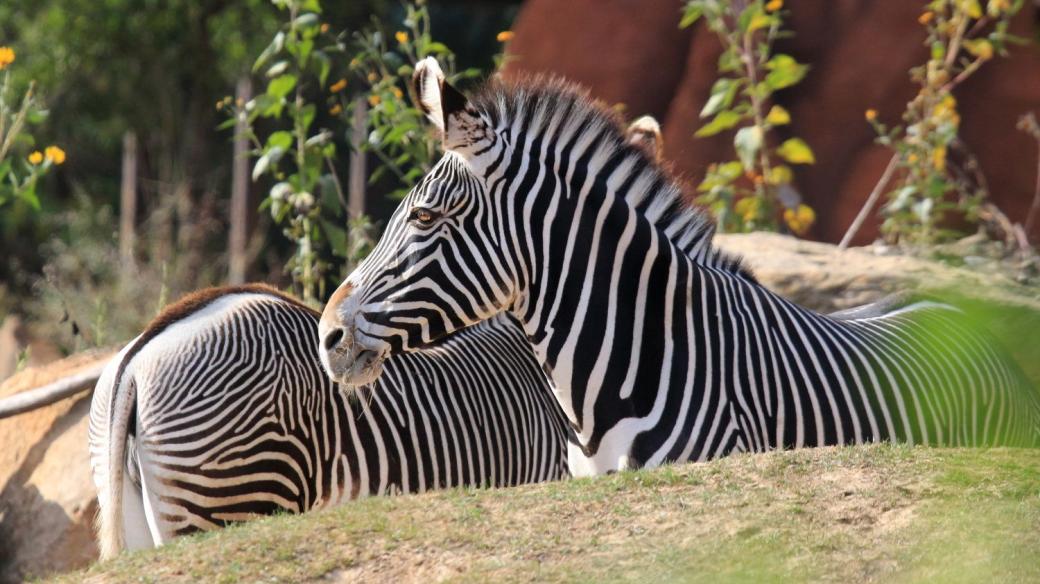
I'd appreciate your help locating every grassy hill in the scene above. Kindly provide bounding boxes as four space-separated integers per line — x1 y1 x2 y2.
59 445 1040 583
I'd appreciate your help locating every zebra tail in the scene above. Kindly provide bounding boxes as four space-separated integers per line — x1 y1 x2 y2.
98 364 137 560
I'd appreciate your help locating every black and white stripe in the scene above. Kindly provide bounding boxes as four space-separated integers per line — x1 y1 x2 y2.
89 286 569 558
319 58 1040 477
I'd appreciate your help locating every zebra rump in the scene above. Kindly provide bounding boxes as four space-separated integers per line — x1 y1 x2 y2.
88 284 569 559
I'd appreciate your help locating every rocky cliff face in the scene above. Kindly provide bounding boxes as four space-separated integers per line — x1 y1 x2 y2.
502 0 1040 245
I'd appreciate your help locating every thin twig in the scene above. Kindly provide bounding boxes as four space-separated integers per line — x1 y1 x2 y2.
1018 113 1040 240
324 156 350 217
838 153 900 250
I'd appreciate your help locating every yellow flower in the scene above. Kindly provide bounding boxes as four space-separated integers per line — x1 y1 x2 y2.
395 31 408 45
44 146 66 165
0 47 14 70
329 103 343 116
765 0 783 12
907 153 919 164
783 204 815 236
918 11 935 25
28 151 43 165
932 145 947 172
329 78 347 93
865 108 878 122
320 23 330 33
496 31 515 42
367 72 378 83
391 87 403 99
368 94 381 107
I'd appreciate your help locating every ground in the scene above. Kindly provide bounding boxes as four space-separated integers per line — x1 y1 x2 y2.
57 445 1040 583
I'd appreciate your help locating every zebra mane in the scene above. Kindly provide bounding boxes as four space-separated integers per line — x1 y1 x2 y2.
467 76 754 281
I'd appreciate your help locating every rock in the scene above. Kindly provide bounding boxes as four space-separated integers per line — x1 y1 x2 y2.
503 1 1040 245
0 316 62 385
0 349 114 583
716 232 1040 382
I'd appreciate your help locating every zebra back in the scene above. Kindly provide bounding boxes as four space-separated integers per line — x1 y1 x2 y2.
89 285 569 552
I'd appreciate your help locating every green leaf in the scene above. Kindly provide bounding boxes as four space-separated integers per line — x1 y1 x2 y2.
680 6 703 28
718 48 742 74
20 187 40 211
734 126 764 171
425 42 450 55
764 54 809 90
700 78 742 119
267 130 293 150
697 161 744 192
253 31 286 73
737 3 764 34
216 117 237 131
252 146 285 181
765 105 791 126
301 0 322 13
267 74 298 99
746 12 774 34
320 218 349 256
776 137 816 164
294 13 320 30
266 60 290 78
299 39 314 63
314 51 331 86
27 109 49 125
299 104 316 132
695 110 742 137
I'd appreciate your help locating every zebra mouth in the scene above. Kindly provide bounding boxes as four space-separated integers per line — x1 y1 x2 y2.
324 344 387 387
318 325 389 386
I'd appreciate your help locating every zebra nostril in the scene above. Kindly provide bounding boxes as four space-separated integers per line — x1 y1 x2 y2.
323 328 345 352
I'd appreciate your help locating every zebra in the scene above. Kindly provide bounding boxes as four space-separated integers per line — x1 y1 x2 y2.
89 284 569 559
317 57 1040 477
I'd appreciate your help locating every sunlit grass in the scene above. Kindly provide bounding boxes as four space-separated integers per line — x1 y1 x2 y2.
57 445 1040 584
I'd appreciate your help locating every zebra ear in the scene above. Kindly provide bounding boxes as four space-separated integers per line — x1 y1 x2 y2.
412 57 489 154
413 57 448 131
626 115 663 162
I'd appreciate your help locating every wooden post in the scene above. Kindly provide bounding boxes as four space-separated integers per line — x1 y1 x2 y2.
119 131 138 267
348 97 367 219
228 77 253 285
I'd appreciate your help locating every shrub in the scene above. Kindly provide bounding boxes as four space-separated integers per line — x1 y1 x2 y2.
229 0 477 303
868 0 1027 244
683 0 817 236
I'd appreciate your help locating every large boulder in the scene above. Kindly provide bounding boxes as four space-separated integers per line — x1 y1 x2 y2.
503 0 1040 244
716 232 1040 383
0 350 113 583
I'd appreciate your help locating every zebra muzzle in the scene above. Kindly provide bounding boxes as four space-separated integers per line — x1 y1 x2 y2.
321 334 386 387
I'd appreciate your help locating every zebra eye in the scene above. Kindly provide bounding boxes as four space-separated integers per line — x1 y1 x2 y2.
408 207 439 226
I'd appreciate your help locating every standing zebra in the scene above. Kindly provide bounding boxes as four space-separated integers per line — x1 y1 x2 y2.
89 284 569 559
318 58 1040 477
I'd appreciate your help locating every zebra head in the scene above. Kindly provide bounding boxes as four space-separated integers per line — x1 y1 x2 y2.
320 57 510 385
319 58 666 386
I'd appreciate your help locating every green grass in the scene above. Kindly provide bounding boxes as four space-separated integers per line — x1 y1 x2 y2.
59 445 1040 583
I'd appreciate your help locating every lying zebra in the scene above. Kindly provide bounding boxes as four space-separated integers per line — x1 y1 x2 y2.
319 58 1040 477
88 284 570 559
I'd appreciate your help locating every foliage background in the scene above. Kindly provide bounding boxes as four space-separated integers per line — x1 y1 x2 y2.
0 0 517 353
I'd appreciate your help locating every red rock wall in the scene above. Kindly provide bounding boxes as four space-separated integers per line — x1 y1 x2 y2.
502 0 1040 244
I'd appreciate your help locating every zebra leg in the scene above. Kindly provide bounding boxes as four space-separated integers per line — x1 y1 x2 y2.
119 455 154 551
